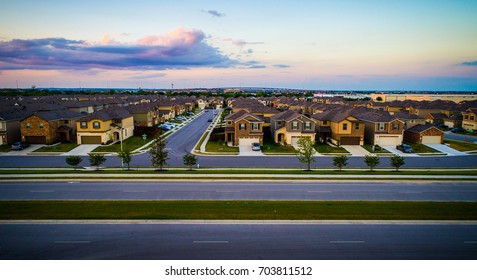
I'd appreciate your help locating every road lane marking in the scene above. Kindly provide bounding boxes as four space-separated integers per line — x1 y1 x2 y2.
122 190 148 193
193 241 229 244
54 241 91 244
215 191 241 193
67 182 80 184
29 190 54 193
329 241 365 244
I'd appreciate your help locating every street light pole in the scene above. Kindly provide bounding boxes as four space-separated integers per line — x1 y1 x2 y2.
120 128 124 169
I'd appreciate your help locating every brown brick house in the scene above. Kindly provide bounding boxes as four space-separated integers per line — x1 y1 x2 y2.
224 110 264 146
270 111 316 147
404 124 444 144
20 110 84 144
311 108 365 145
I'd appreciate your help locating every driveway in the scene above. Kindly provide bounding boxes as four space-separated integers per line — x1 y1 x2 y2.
239 144 264 156
63 145 100 156
425 144 467 156
341 145 371 156
381 145 419 157
1 145 44 156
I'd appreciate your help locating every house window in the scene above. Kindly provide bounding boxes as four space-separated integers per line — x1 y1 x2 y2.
239 123 246 130
64 120 69 124
323 121 328 125
378 123 385 131
392 123 399 130
39 122 44 129
292 121 298 130
113 119 122 124
93 121 100 129
304 122 311 130
464 115 469 120
355 123 360 130
80 122 87 129
227 121 232 125
471 115 475 121
26 122 31 129
252 123 260 130
343 123 348 130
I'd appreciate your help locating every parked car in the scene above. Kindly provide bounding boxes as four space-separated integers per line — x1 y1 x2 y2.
158 124 172 131
396 144 413 153
451 127 466 133
435 124 448 129
207 118 213 122
11 142 30 150
176 116 186 121
187 111 194 116
251 142 261 151
164 122 176 128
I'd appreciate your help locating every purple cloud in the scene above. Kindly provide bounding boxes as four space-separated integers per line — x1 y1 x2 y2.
0 28 238 71
463 60 477 66
202 9 225 17
274 64 290 68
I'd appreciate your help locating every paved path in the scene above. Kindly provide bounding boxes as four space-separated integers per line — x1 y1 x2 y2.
341 145 371 156
62 145 100 156
381 145 419 157
426 144 468 156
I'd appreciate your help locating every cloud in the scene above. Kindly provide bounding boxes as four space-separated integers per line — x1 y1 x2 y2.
462 60 477 66
229 39 264 48
202 9 225 17
242 60 266 69
128 73 167 80
274 64 290 68
0 27 237 71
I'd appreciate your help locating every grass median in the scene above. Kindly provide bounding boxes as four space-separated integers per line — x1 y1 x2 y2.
1 201 476 220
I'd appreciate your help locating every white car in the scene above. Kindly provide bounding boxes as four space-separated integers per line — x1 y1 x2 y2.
251 142 261 151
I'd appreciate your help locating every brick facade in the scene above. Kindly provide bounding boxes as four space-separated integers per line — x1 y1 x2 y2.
404 126 444 144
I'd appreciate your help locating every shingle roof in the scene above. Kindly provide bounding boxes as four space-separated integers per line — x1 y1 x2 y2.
406 124 443 133
33 109 84 121
79 107 131 122
225 110 263 122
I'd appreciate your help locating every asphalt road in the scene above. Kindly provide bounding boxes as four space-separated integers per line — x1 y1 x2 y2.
1 223 476 260
1 110 477 168
1 181 477 201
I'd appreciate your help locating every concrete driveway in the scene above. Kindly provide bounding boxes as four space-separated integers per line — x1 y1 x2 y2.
341 145 371 156
425 144 467 156
63 145 100 156
2 145 44 156
381 145 419 157
239 144 264 156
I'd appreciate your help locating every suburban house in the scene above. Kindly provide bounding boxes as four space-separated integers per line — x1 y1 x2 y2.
311 108 365 145
0 109 29 145
462 108 477 131
443 115 462 129
126 103 158 127
404 124 444 144
393 111 426 130
425 112 448 125
76 107 134 145
20 109 84 144
270 111 316 146
224 110 264 146
355 110 405 146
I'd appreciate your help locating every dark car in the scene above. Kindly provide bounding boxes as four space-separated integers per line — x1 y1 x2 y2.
11 142 30 150
396 144 413 153
451 127 465 133
435 124 448 129
207 118 213 122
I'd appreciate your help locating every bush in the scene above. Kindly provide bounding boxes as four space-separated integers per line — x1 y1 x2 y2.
65 156 82 170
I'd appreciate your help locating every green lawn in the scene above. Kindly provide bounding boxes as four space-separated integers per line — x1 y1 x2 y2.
316 143 349 154
0 145 11 153
206 140 239 153
93 136 149 153
362 145 392 154
32 142 78 153
1 201 476 220
404 142 440 153
445 139 477 151
261 135 295 154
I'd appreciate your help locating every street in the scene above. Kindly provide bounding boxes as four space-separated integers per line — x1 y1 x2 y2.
1 180 477 201
1 223 476 259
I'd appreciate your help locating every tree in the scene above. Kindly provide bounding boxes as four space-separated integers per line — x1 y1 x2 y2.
364 155 380 172
183 152 198 171
390 154 405 172
65 155 82 170
118 150 132 171
149 136 168 171
333 155 348 171
88 153 106 170
295 136 316 171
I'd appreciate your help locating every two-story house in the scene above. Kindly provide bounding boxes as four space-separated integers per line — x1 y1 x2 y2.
76 107 134 145
126 103 158 127
462 108 477 131
355 110 405 146
270 111 316 147
311 108 365 146
20 109 84 144
224 110 264 146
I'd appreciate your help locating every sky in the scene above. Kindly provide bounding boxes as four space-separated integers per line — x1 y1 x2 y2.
0 0 476 91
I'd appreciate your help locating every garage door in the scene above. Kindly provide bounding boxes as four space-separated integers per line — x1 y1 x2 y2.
421 136 442 144
238 138 260 146
81 136 102 144
377 136 399 146
291 136 300 147
340 137 360 145
25 136 46 144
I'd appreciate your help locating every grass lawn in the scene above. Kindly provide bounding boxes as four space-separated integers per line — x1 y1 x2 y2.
206 140 239 153
261 135 295 154
445 139 477 151
0 145 11 153
404 142 440 153
93 136 149 153
1 201 476 220
363 145 392 154
32 142 78 153
316 143 349 154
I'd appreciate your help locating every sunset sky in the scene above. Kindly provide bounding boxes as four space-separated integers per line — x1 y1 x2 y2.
1 0 476 90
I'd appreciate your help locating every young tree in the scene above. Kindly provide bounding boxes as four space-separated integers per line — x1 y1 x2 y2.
364 155 380 172
118 150 132 170
390 154 405 172
88 153 106 170
295 136 316 171
333 155 348 171
65 155 82 170
149 136 168 171
183 152 198 171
